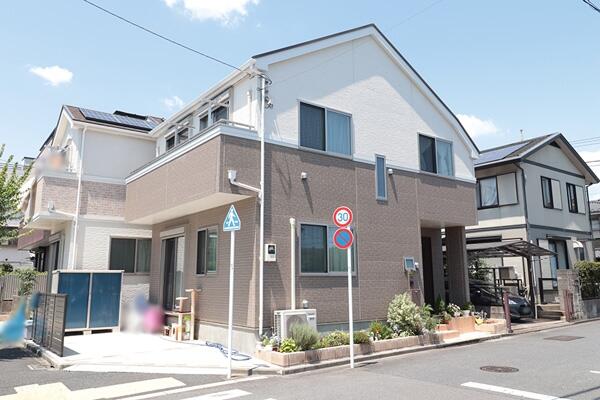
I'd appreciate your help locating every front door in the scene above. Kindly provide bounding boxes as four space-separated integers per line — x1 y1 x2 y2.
162 236 185 310
421 237 435 305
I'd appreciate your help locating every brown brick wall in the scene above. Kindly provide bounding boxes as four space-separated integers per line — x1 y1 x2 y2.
80 181 126 217
139 135 476 330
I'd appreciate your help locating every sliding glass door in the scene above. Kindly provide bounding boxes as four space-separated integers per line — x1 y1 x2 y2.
162 236 185 310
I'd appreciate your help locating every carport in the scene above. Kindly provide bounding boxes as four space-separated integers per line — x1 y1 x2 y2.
467 240 556 318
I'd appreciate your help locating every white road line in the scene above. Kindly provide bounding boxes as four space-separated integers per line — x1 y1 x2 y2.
181 389 251 399
591 370 600 374
461 382 571 400
121 376 270 400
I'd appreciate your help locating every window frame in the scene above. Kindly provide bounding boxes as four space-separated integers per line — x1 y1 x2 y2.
477 176 499 209
375 154 387 201
541 176 555 209
108 237 151 275
298 100 353 158
299 222 357 276
196 226 219 276
418 133 454 177
566 183 578 213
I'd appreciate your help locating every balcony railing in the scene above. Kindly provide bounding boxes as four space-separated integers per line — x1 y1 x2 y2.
128 119 256 181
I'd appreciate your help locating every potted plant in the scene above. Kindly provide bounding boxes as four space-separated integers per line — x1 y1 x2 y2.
461 303 474 317
446 303 461 318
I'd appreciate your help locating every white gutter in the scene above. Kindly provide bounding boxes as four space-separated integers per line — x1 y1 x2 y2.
69 127 86 269
259 74 266 335
290 218 296 310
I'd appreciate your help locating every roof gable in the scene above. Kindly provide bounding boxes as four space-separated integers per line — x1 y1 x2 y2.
253 24 479 157
475 133 599 184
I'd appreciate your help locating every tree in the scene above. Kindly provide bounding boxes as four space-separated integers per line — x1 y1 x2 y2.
0 144 31 241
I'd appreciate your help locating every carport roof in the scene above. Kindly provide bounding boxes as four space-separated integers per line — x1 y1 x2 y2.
467 240 555 258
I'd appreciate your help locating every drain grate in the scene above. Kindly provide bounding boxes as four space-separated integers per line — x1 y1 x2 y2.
480 366 519 373
544 335 584 342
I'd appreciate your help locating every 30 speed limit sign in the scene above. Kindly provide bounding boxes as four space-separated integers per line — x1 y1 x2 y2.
333 206 353 228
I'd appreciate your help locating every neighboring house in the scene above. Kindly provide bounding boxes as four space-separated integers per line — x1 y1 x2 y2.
590 200 600 260
466 133 599 304
0 158 34 269
125 24 479 350
18 106 162 309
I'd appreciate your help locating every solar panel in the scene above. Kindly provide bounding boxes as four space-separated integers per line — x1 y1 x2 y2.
80 108 158 131
475 142 528 165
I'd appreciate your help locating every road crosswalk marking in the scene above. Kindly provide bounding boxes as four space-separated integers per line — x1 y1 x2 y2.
181 389 251 399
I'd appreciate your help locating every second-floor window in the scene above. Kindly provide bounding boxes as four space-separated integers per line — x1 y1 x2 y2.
476 173 518 209
299 102 351 156
541 176 562 209
418 134 453 177
566 183 586 214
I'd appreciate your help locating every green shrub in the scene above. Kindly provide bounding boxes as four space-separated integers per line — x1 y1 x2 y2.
289 323 320 351
434 296 446 314
368 321 393 341
320 331 349 347
576 261 600 299
387 293 425 336
14 268 39 296
353 330 371 344
279 338 298 353
0 263 13 275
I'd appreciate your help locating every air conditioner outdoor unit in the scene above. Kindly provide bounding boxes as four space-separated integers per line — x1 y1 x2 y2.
273 309 317 339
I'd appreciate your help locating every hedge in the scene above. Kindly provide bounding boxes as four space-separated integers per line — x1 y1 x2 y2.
575 261 600 300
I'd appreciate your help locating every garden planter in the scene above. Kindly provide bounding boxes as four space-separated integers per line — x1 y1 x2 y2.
448 316 476 333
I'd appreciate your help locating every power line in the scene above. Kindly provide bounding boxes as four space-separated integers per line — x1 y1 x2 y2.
583 0 600 13
81 0 247 75
386 0 447 32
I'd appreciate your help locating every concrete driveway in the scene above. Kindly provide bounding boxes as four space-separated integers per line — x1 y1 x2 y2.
45 332 277 376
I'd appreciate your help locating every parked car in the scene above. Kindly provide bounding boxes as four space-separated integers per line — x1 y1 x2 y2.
469 280 533 320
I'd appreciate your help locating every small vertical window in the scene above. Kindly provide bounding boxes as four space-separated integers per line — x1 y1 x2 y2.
199 114 208 131
300 103 326 151
166 135 175 151
541 177 554 208
419 135 436 173
197 227 218 275
300 224 327 273
436 140 453 177
567 183 577 213
375 155 387 200
326 111 351 155
478 177 498 208
177 128 189 143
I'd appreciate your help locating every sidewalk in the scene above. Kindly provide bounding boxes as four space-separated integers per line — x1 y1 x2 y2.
28 332 280 376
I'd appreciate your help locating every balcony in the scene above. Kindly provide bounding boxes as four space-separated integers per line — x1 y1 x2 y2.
125 121 260 225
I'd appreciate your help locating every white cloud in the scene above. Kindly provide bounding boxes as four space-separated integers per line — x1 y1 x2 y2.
457 114 500 138
164 0 259 25
163 95 185 111
578 149 600 200
29 65 73 86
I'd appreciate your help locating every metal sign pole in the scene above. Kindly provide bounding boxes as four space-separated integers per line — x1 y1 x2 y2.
227 229 235 379
347 245 354 369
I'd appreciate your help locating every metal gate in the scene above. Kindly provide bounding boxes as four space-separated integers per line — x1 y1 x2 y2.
32 293 68 357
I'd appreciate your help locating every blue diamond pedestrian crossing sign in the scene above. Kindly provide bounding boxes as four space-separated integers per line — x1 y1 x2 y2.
223 205 241 231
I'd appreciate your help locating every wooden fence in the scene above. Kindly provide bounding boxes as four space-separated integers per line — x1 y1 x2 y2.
0 273 47 312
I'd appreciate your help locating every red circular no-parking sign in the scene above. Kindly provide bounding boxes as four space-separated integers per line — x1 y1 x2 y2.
333 227 354 250
333 206 353 228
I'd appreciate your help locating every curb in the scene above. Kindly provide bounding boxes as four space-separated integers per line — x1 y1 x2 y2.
278 334 503 376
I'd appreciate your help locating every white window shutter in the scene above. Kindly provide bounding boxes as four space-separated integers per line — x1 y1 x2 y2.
551 179 562 209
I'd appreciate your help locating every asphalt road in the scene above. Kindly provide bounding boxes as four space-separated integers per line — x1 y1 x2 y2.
2 321 600 399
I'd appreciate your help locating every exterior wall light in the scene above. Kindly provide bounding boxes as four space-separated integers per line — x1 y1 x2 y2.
301 172 308 180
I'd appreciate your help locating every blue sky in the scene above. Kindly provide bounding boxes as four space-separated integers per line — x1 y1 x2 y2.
2 1 599 175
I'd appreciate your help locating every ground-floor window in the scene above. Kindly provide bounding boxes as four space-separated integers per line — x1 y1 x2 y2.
300 224 355 274
109 238 151 273
196 227 218 274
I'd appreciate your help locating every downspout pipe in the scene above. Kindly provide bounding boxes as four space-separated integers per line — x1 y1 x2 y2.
70 127 86 270
290 218 296 310
515 162 537 318
258 74 266 335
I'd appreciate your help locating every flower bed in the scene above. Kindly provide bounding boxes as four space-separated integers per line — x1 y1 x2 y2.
256 333 441 367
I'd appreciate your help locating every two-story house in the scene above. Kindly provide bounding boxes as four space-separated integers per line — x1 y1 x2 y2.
467 133 598 305
125 24 479 350
590 200 600 260
18 105 162 308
